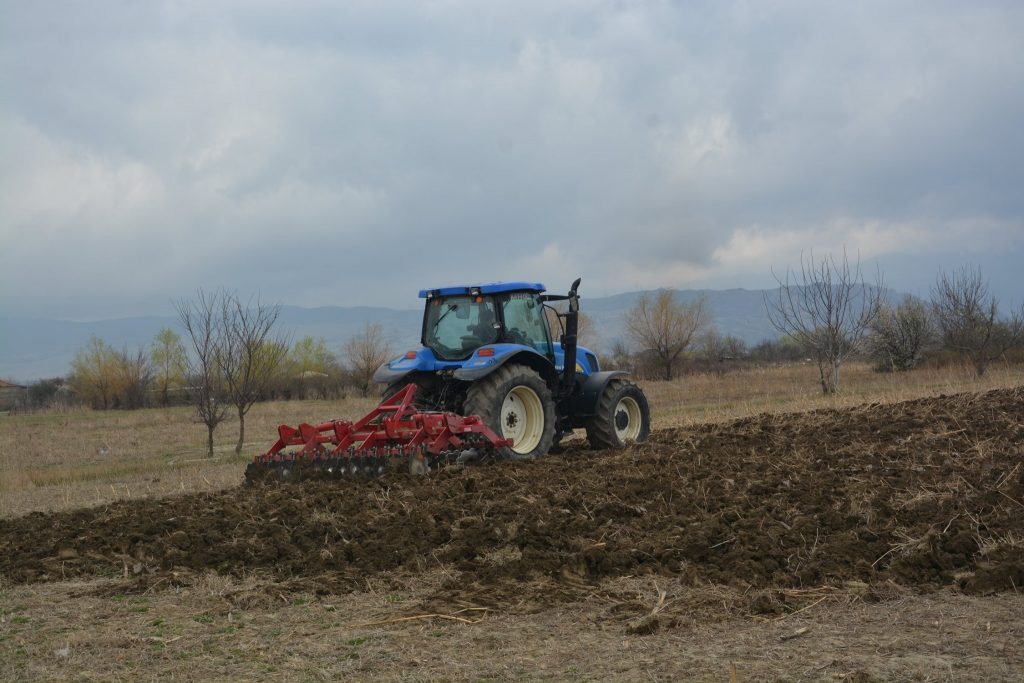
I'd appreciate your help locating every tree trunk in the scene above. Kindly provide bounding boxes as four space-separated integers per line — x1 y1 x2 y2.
972 355 988 377
818 361 840 395
236 405 246 455
206 425 215 458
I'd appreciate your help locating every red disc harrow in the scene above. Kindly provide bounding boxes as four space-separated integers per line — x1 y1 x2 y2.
246 384 511 480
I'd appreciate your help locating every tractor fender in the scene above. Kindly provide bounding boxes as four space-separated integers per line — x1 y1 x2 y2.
373 363 413 386
373 347 450 386
569 371 629 418
452 347 559 385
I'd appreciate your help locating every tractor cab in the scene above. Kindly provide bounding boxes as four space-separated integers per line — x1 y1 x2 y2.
421 283 552 360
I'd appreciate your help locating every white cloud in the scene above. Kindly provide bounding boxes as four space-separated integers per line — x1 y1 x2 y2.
1 1 1022 318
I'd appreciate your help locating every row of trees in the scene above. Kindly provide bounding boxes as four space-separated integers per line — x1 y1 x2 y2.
614 255 1023 393
865 274 1023 376
58 325 389 411
19 259 1022 424
44 289 393 456
68 338 155 410
764 257 1022 392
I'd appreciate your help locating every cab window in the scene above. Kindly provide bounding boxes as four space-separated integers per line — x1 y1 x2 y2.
424 296 499 359
501 294 551 355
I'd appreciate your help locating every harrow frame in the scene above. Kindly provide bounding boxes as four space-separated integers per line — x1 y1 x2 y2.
249 384 511 477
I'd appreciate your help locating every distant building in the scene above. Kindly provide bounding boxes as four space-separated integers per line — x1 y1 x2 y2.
0 379 26 411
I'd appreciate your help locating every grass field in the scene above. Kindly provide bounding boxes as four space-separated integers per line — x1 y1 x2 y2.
3 360 1023 518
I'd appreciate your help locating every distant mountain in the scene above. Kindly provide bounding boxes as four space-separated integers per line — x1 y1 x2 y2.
0 287 876 382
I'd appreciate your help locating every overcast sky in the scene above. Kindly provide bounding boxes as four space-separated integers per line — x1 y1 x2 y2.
1 1 1022 320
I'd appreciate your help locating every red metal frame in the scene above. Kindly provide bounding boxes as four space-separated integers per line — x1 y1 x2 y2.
254 384 511 465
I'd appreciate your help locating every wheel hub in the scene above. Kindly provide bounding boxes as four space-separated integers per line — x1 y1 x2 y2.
613 396 643 442
500 385 545 454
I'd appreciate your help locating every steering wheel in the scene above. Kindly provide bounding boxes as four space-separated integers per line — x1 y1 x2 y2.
506 328 530 346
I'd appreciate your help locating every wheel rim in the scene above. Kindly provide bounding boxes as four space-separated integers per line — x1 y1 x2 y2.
613 396 643 442
500 385 544 454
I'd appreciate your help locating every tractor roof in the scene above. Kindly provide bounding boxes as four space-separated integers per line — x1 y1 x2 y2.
418 282 545 298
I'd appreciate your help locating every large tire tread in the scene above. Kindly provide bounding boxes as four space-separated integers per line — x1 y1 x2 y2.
586 379 651 450
464 364 556 460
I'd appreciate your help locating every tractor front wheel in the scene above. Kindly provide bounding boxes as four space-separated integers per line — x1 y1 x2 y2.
585 379 651 449
464 364 555 459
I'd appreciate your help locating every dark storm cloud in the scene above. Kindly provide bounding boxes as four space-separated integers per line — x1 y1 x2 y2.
1 0 1022 319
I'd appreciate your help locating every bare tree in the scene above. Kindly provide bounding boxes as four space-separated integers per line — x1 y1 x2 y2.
697 329 748 362
605 339 636 373
931 266 1023 377
218 293 288 455
344 322 392 397
869 295 934 372
765 250 885 394
624 290 710 380
176 290 231 457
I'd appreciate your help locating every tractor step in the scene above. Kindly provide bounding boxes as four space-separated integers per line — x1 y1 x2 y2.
245 384 511 483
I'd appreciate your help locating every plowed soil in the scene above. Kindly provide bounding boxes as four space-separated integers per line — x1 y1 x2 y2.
3 388 1023 611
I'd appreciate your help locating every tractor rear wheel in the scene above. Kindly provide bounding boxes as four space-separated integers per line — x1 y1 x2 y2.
585 379 651 449
464 364 555 459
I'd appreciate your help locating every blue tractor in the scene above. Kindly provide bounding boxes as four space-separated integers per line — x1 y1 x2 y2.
373 278 651 458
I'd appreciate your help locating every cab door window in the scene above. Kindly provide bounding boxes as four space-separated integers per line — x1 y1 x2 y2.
501 294 551 356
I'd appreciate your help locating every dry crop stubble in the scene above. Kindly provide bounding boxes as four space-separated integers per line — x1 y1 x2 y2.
3 565 1023 680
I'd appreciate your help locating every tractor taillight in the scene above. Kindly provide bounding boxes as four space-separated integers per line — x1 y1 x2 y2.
405 351 417 359
477 348 495 357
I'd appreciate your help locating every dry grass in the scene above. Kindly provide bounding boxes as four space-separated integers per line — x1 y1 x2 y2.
2 361 1022 518
2 572 1022 682
0 396 378 518
642 359 1024 428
